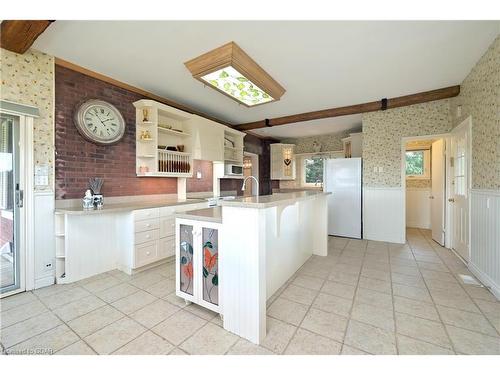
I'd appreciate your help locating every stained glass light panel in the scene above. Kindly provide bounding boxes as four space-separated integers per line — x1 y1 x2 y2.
200 66 274 106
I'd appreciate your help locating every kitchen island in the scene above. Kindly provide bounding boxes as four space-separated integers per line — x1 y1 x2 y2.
175 191 330 344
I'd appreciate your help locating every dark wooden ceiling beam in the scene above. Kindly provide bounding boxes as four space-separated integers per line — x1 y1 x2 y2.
234 85 461 131
0 20 53 54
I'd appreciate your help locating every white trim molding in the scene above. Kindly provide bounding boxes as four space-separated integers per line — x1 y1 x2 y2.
469 189 500 300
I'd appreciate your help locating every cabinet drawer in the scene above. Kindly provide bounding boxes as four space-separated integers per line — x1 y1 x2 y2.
159 236 175 259
135 229 159 245
135 218 160 233
134 241 158 268
160 216 175 238
134 208 160 222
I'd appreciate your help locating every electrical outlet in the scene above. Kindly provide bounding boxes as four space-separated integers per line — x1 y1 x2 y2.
196 171 202 179
44 261 54 270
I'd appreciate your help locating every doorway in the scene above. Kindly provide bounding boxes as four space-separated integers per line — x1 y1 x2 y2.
0 114 21 295
243 152 259 196
402 135 447 246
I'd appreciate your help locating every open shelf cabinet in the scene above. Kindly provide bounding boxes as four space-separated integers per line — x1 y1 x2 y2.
134 100 194 177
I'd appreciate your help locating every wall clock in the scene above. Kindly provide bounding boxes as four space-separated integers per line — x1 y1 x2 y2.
74 99 126 145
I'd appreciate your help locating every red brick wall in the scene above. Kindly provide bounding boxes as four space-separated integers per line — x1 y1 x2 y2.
186 159 213 193
55 66 177 199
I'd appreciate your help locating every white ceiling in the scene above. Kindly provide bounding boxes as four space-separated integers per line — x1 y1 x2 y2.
254 114 362 140
33 21 499 138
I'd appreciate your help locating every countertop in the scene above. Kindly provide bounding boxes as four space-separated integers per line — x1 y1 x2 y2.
219 190 330 209
175 207 222 224
55 198 205 215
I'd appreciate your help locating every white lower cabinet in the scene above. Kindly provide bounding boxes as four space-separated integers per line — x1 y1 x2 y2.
134 241 159 268
131 202 208 271
176 218 221 313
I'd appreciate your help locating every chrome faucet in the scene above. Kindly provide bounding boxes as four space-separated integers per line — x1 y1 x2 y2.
241 176 260 196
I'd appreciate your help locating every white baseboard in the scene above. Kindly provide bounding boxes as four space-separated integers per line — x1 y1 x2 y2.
34 275 55 290
468 262 500 301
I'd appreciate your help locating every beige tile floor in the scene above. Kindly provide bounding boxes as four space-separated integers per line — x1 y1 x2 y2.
1 228 499 355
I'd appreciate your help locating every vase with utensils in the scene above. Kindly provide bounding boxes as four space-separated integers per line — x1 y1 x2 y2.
89 177 104 209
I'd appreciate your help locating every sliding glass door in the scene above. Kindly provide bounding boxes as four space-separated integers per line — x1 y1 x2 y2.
0 115 21 294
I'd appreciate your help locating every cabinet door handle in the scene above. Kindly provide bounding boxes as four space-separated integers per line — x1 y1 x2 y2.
146 251 150 255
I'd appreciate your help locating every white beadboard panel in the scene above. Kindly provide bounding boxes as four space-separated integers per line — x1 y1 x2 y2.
406 188 431 229
363 187 405 244
34 191 55 288
469 189 500 300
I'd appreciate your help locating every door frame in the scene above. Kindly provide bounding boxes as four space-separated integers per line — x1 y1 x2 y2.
0 101 36 297
243 151 259 196
400 132 450 245
448 116 472 260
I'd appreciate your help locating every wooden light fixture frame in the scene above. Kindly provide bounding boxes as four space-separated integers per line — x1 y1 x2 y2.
184 42 286 107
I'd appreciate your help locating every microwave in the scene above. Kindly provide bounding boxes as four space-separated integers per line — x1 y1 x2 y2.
225 163 243 176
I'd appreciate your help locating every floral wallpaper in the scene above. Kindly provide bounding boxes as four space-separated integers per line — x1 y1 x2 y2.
450 35 500 190
406 179 431 189
362 99 452 187
282 129 351 154
0 48 54 191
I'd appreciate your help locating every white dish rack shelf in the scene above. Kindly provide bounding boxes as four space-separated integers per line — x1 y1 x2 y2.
134 100 194 178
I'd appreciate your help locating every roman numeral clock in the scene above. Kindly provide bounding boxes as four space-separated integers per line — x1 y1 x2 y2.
74 99 126 145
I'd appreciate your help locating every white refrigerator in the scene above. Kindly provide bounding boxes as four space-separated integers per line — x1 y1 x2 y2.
324 158 362 239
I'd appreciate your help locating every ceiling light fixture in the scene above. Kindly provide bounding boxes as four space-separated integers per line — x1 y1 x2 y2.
184 42 285 107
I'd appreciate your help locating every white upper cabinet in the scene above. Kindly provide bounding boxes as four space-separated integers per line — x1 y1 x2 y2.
187 115 225 162
270 143 296 180
342 132 363 158
133 100 245 174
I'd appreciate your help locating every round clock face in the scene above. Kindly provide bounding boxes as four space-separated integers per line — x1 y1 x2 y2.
74 99 126 145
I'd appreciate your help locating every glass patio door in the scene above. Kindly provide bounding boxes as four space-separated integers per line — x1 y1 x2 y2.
0 115 21 294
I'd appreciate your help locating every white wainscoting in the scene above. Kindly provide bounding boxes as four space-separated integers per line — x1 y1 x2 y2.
34 191 55 289
406 188 431 229
469 189 500 300
363 187 405 244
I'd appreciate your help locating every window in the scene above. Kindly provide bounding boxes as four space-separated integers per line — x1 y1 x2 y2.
303 157 324 186
405 150 430 179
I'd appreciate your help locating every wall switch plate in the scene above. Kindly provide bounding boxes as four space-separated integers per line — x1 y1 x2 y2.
379 166 384 172
373 167 378 173
196 171 202 179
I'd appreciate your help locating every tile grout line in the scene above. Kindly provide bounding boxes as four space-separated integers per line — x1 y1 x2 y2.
280 238 350 354
412 228 458 354
338 239 367 354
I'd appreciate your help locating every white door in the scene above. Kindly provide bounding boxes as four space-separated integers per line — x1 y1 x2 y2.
450 120 470 261
430 139 445 245
324 158 362 238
